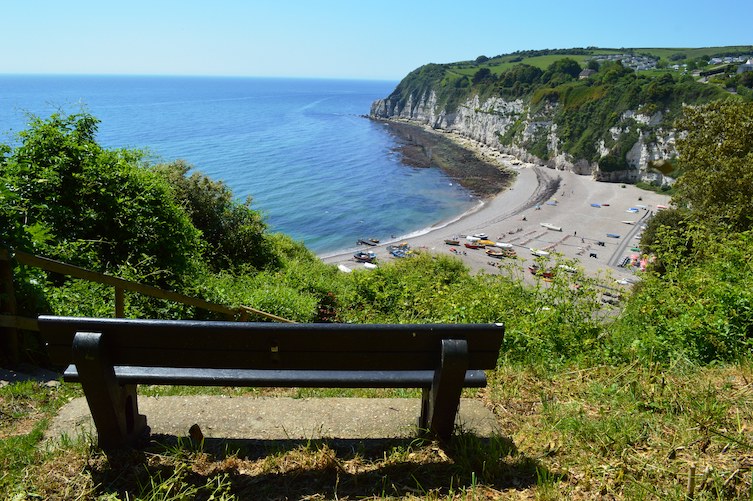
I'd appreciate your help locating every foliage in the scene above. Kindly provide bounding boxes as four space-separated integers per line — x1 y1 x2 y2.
154 160 278 272
673 100 753 232
336 252 605 365
0 112 322 323
608 230 753 363
0 112 204 287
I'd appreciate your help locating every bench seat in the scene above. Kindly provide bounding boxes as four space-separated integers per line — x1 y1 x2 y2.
62 366 489 388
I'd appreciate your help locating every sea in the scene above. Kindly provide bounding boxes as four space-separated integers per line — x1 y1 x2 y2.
0 75 477 254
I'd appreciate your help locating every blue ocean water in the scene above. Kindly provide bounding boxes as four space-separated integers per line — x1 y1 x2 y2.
0 75 476 254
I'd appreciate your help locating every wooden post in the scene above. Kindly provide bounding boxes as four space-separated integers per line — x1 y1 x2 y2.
0 250 19 364
114 287 125 318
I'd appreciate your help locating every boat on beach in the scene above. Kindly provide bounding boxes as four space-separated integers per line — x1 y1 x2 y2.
444 238 460 246
494 242 514 248
529 264 554 278
540 222 562 231
387 242 411 258
465 242 484 249
356 238 379 246
485 248 505 258
486 247 515 258
354 250 377 263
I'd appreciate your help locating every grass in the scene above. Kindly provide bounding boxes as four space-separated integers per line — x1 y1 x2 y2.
3 359 753 499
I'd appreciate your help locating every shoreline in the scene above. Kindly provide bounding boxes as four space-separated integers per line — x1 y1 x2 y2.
321 119 672 283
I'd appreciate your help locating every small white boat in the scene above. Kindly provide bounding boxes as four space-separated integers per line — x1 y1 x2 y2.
337 264 352 273
466 235 481 242
540 222 562 231
363 262 377 270
494 242 514 248
530 248 550 257
621 220 635 225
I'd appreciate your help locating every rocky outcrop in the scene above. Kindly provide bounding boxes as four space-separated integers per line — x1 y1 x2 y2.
371 91 676 186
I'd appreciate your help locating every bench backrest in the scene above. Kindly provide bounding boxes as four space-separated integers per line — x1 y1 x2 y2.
40 316 504 371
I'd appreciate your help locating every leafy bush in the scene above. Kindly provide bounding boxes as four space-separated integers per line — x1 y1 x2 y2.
607 231 753 363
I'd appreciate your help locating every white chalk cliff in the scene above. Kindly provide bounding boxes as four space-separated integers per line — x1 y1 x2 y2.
371 91 676 186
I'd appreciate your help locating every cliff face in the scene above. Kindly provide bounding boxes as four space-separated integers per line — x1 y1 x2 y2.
371 91 676 186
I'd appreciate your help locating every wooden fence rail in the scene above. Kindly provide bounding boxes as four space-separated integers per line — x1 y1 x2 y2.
0 248 295 363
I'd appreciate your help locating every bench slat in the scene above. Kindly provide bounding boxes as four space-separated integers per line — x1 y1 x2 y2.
62 365 488 388
41 317 504 371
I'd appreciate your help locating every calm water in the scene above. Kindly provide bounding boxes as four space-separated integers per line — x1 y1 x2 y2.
0 75 476 254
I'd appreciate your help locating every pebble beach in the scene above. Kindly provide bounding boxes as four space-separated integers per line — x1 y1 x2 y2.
321 125 672 285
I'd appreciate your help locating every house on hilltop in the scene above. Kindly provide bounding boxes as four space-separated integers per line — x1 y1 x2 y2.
579 69 597 79
738 59 753 74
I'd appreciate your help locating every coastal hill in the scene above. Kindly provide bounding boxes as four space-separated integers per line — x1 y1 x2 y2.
371 46 753 185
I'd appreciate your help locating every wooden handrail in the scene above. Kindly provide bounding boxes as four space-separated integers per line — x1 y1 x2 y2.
2 249 295 323
0 314 38 331
12 250 239 318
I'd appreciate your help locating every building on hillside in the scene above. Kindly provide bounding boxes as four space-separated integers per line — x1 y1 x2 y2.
578 69 597 79
738 59 753 74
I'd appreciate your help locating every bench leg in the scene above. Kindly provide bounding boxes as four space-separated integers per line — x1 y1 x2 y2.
420 339 468 440
72 331 148 449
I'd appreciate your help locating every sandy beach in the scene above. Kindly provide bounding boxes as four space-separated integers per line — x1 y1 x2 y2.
321 132 671 286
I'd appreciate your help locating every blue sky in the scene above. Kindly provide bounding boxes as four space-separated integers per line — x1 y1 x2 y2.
3 0 751 80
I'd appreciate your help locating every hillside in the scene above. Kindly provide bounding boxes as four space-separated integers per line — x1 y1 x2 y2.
371 46 753 185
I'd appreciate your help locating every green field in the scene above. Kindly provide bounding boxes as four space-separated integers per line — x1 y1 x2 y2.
445 46 753 76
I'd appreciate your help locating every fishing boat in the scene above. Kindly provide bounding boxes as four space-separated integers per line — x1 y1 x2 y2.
478 239 496 246
621 220 635 225
606 233 621 238
387 243 411 258
494 242 514 248
356 238 378 246
529 264 554 278
363 262 377 270
591 203 601 208
444 238 460 246
626 208 639 213
464 242 483 250
353 251 377 263
540 222 562 231
530 248 550 257
337 264 352 273
485 248 505 258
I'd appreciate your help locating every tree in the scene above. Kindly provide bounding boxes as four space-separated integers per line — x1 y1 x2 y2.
154 160 278 271
673 101 753 232
0 112 204 285
542 58 582 85
472 67 494 84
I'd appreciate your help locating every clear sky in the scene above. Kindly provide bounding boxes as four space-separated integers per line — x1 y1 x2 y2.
2 0 751 81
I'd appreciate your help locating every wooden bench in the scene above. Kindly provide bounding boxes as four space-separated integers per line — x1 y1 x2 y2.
38 316 504 449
